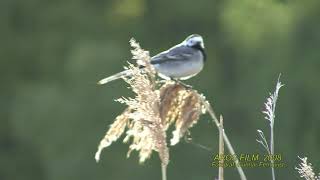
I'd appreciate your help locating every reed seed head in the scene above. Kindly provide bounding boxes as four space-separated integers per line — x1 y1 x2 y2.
95 38 207 166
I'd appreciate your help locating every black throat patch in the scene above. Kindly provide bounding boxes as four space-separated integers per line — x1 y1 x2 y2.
192 44 206 62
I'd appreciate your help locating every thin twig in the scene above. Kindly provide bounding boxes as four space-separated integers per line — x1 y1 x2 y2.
200 96 247 180
218 115 224 180
184 136 213 152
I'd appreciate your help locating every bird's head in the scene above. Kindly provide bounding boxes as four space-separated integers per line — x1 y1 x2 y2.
182 34 205 49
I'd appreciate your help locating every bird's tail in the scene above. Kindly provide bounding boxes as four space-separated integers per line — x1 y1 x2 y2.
97 69 132 85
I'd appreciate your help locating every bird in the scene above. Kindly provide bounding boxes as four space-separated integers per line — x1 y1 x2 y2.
98 34 206 85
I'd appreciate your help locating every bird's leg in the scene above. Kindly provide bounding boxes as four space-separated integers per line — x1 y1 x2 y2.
157 79 167 84
172 78 193 89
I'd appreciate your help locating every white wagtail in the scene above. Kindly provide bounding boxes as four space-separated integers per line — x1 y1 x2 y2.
98 34 206 85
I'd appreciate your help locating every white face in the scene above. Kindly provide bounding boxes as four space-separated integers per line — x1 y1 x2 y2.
183 35 205 49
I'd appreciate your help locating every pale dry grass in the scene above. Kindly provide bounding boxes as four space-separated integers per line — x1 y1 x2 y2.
159 82 206 146
296 157 320 180
257 75 284 180
95 39 209 180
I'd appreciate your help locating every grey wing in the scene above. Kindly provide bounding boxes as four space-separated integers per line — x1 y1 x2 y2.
150 46 194 65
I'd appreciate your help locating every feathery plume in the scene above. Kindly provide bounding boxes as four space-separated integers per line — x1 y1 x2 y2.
262 75 284 126
296 157 320 180
95 108 131 162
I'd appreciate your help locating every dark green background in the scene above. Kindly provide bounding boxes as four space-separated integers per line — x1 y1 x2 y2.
1 0 319 179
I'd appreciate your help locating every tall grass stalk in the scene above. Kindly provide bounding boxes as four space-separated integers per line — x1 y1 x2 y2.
201 98 247 180
257 74 284 180
218 115 224 180
161 164 167 180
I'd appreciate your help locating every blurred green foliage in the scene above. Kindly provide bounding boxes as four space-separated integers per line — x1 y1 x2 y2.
1 0 320 179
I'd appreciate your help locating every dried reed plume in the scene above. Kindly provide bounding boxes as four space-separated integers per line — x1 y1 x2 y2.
95 38 246 180
95 39 208 180
296 157 320 180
